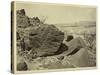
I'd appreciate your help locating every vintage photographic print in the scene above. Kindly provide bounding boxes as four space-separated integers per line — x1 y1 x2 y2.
11 1 96 73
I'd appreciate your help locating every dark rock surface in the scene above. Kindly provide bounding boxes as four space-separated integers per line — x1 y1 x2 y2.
17 61 28 71
16 9 41 28
16 9 64 58
27 25 64 57
17 9 30 28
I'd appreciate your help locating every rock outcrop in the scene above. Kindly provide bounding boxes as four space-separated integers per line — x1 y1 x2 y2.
16 9 64 58
16 9 41 28
26 25 64 57
17 9 30 28
16 9 96 70
27 48 89 70
64 48 89 67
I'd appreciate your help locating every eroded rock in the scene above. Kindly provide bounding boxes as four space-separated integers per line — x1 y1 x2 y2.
27 25 64 57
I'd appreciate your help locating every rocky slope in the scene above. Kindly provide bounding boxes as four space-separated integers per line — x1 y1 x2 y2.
16 9 96 71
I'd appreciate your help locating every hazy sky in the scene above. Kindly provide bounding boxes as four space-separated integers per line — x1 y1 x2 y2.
16 2 96 24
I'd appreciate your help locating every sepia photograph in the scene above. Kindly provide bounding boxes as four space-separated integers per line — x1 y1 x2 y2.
11 1 96 73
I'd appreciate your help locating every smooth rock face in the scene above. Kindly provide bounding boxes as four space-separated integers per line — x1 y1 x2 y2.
65 48 89 67
62 37 86 56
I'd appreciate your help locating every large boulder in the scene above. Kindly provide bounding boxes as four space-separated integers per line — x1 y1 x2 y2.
62 37 86 56
63 48 89 67
16 9 64 58
26 25 64 58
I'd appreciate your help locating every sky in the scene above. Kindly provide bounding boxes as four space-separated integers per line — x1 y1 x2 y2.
15 2 96 24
